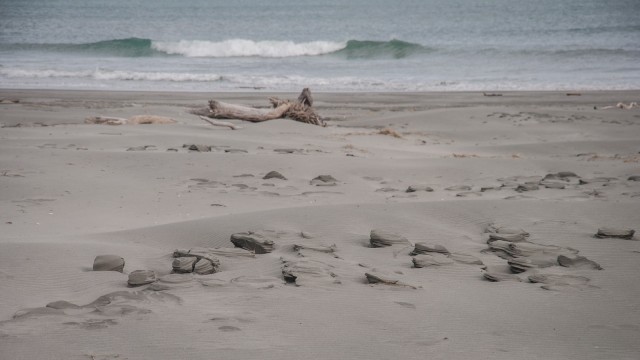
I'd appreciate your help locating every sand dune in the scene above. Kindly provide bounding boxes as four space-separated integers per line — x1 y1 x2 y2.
1 89 639 359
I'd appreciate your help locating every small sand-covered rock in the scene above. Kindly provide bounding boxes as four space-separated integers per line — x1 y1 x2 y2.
149 273 194 290
557 255 603 270
370 229 411 247
293 243 337 254
375 187 399 193
528 273 591 290
482 270 522 282
488 240 576 259
126 145 156 151
556 171 578 178
481 186 501 192
175 247 250 259
595 227 635 239
628 175 640 181
544 172 578 180
46 300 81 310
173 248 222 274
445 185 472 191
274 148 303 154
184 144 211 152
486 224 529 237
412 253 454 268
128 270 156 286
449 253 484 265
365 272 416 288
263 171 287 180
456 191 482 197
579 177 615 185
516 183 539 192
93 255 125 272
172 257 197 273
230 231 276 254
281 258 339 286
310 175 338 186
406 185 434 193
507 255 558 273
541 181 566 189
193 259 216 275
487 233 528 243
410 242 450 255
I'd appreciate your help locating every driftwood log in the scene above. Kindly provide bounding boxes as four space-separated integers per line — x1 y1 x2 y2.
198 88 325 127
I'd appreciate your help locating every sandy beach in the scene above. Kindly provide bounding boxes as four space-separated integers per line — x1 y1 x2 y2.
1 89 639 359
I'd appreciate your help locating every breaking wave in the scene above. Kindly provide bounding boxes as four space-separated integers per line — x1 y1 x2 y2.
2 37 431 59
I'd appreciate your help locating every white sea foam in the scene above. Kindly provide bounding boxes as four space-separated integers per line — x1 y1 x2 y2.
151 39 347 58
0 68 222 82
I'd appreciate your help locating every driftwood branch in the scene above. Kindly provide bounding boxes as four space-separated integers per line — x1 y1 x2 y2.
198 116 241 130
208 101 292 122
199 88 325 127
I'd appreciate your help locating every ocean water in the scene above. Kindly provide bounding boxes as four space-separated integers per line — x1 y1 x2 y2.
1 0 639 92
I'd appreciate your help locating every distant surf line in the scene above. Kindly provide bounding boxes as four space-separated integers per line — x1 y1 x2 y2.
2 38 432 59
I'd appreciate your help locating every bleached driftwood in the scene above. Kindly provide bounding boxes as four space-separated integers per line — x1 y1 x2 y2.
209 101 292 122
600 102 638 110
201 88 325 127
85 115 176 125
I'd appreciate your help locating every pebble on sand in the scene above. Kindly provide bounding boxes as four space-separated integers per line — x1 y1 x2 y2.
515 183 539 192
482 270 522 282
486 224 529 237
172 257 197 273
92 255 125 273
263 171 287 180
595 227 635 239
310 175 338 186
412 253 454 268
184 144 211 152
557 255 603 270
281 258 340 286
128 270 157 286
487 233 528 243
365 272 417 289
370 229 411 247
543 172 579 180
410 242 450 255
406 185 434 193
173 248 223 274
230 231 276 254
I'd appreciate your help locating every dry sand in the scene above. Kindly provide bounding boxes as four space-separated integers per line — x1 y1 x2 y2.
1 89 639 359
